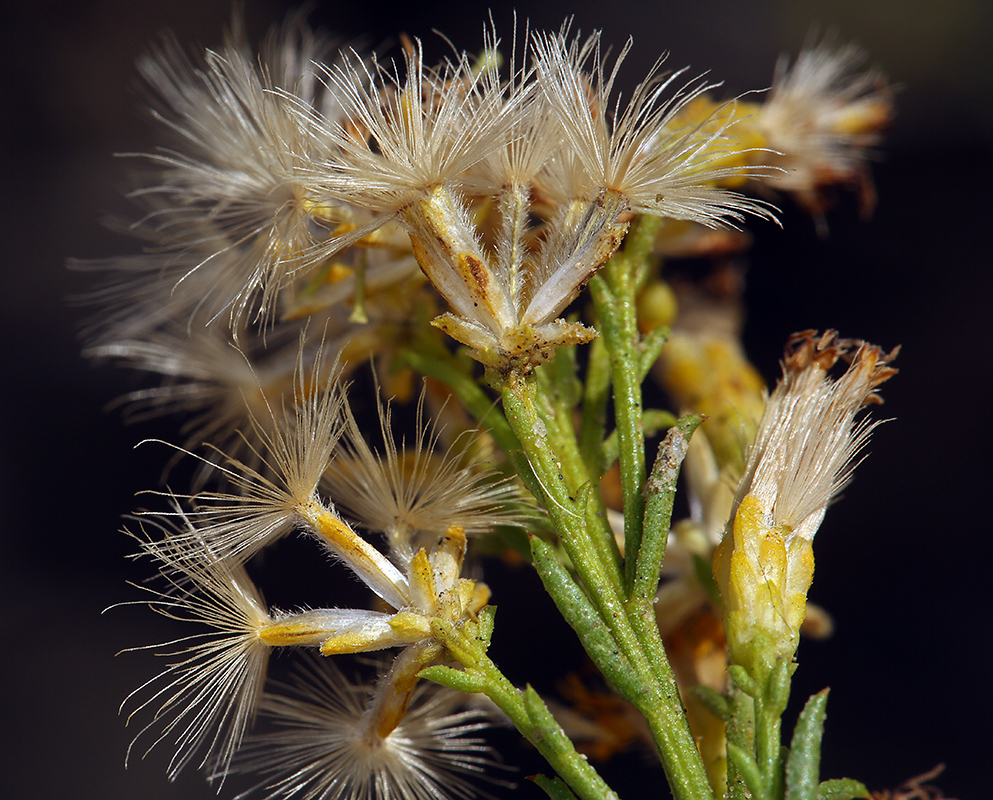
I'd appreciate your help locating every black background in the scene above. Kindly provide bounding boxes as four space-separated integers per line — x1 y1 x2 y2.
2 1 990 798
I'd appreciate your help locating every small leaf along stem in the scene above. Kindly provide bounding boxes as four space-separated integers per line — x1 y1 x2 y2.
423 616 619 800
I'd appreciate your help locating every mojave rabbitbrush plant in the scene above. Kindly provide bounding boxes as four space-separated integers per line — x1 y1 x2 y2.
77 10 940 800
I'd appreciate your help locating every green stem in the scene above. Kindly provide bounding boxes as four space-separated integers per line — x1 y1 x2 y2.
501 370 713 800
620 212 663 283
396 345 518 458
755 694 784 800
534 365 596 493
536 364 624 580
728 661 793 800
587 214 662 598
578 333 611 476
425 620 619 800
501 372 624 599
600 409 679 482
589 269 646 595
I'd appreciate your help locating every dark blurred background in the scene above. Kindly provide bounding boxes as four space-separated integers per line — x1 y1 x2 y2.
2 1 990 798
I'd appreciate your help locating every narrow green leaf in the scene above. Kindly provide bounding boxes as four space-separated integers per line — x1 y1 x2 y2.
786 689 830 800
529 534 635 692
692 685 731 720
637 325 671 381
532 775 580 800
692 552 723 609
475 606 496 649
632 414 702 597
728 665 760 697
725 686 756 800
419 665 487 694
543 335 583 410
642 408 679 438
578 335 611 478
816 778 871 800
522 685 622 800
728 742 766 800
523 685 573 751
767 659 794 715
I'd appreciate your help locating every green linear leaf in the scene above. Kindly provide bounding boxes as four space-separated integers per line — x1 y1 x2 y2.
816 778 871 800
786 689 829 800
529 534 636 693
532 774 581 800
728 742 766 800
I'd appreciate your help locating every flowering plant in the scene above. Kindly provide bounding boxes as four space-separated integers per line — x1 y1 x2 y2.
80 12 904 800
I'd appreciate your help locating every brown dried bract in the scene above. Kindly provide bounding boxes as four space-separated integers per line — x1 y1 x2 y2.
784 329 899 404
870 764 958 800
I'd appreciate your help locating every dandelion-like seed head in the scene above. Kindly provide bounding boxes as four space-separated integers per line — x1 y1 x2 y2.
86 321 311 487
120 512 273 782
324 387 530 566
294 37 523 215
127 17 364 330
531 28 776 228
155 336 348 563
757 40 893 217
732 329 898 540
226 657 503 800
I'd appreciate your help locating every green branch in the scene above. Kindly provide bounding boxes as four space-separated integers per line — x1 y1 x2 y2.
424 615 619 800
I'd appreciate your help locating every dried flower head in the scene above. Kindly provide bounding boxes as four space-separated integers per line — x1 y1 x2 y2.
758 40 893 219
531 28 776 226
226 657 502 800
120 513 273 782
124 16 376 330
161 339 351 565
713 330 897 674
323 388 530 566
293 37 521 214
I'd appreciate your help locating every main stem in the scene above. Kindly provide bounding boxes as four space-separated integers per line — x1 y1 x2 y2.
501 370 713 800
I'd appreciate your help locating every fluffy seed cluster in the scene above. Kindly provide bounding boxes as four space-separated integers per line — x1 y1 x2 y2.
84 12 895 799
227 657 503 800
757 40 893 221
120 340 526 796
78 17 891 437
80 16 786 380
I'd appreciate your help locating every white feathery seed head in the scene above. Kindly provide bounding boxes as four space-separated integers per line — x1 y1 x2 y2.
291 37 525 214
731 329 898 541
128 18 358 330
323 387 531 566
119 512 273 782
225 657 503 800
71 246 251 347
86 322 299 486
531 28 776 228
758 40 892 200
714 331 896 671
154 336 349 563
